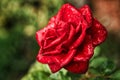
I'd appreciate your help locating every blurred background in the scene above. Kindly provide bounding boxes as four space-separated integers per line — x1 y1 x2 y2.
0 0 120 80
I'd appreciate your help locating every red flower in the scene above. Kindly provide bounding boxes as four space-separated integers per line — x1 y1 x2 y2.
36 3 107 73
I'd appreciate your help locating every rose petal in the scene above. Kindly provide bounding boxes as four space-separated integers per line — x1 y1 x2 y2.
64 61 88 73
43 29 58 47
48 63 61 73
67 25 76 41
56 3 81 26
37 49 57 64
61 24 76 47
48 49 76 73
76 21 82 33
55 21 70 36
48 16 56 24
44 32 66 49
36 30 44 46
37 48 76 66
60 49 76 66
71 17 88 49
36 22 57 46
79 5 92 27
88 18 107 46
43 49 62 55
74 35 94 61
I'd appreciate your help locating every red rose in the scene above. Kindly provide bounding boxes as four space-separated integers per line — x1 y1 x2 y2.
36 3 107 73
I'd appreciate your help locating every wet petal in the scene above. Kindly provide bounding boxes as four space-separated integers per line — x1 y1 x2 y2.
56 3 81 26
60 49 76 66
71 18 88 49
76 21 82 33
48 16 56 24
56 21 70 36
37 49 76 66
88 18 107 46
79 5 93 26
37 49 57 64
48 63 61 73
74 35 94 61
36 30 44 46
43 49 62 55
64 61 89 73
61 24 76 47
68 25 76 40
44 32 66 49
48 49 76 73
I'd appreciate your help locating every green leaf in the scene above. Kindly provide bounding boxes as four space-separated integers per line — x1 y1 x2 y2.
31 71 50 80
89 77 105 80
93 47 101 58
21 62 51 80
50 69 71 80
93 77 105 80
90 57 107 69
90 57 116 75
104 60 116 75
111 70 120 79
66 72 81 80
89 68 100 75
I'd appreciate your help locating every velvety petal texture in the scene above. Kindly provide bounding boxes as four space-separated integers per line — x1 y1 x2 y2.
36 3 107 73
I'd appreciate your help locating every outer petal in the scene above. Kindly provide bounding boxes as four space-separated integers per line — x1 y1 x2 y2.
36 22 57 47
48 49 76 73
79 5 93 27
48 16 56 24
37 49 57 64
64 35 93 73
56 3 81 26
74 35 94 61
64 61 89 73
36 30 44 46
48 63 61 73
37 49 76 72
88 18 107 46
37 49 76 64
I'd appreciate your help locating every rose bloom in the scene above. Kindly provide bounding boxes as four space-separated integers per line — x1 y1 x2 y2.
36 3 107 73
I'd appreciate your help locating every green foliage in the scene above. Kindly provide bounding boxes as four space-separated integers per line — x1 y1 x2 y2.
111 70 120 80
22 62 71 80
90 57 115 74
